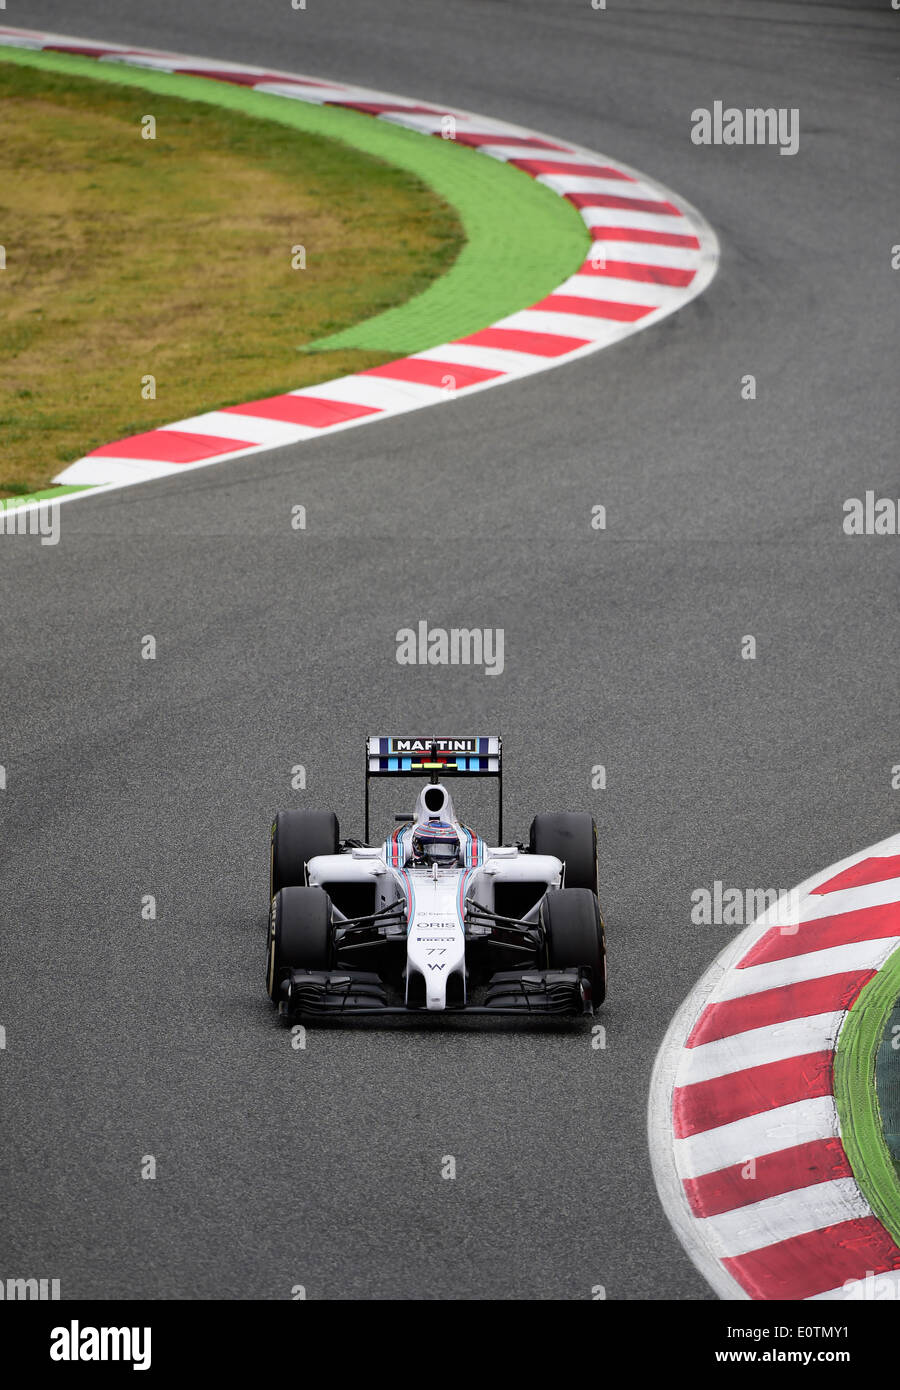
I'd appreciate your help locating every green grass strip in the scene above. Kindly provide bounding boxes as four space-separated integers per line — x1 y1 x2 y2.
875 997 900 1178
1 45 589 357
834 942 900 1244
1 485 97 511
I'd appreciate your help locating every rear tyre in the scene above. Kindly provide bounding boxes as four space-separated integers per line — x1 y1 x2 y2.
540 887 606 1005
529 812 598 894
266 886 334 1002
270 810 339 899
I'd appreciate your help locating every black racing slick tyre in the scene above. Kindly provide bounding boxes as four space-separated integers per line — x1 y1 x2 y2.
540 888 607 1005
270 810 339 898
266 886 334 1002
529 812 598 894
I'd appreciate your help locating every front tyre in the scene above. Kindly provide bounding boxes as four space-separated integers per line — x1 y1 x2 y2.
529 812 598 894
270 809 339 899
540 887 606 1005
266 886 334 1003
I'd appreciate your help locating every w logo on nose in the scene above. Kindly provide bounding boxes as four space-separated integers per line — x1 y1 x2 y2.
427 963 446 971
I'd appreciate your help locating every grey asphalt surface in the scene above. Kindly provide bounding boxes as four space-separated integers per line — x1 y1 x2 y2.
2 0 898 1300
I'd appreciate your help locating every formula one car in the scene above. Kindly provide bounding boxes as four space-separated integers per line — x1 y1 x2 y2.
266 736 606 1019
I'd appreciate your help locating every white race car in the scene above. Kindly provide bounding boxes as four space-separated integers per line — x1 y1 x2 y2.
266 736 606 1019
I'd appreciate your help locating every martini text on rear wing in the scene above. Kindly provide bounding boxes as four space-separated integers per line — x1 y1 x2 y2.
365 735 502 839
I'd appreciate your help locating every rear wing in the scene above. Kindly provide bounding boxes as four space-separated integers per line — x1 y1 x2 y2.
365 736 502 842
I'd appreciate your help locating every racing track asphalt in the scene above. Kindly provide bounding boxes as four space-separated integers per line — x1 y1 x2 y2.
1 0 898 1300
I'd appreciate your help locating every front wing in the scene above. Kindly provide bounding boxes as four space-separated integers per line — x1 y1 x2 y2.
276 967 595 1018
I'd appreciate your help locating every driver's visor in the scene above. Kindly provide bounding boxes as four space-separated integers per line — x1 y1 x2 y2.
421 840 459 864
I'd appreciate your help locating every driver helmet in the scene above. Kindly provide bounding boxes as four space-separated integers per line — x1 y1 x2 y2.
412 821 460 867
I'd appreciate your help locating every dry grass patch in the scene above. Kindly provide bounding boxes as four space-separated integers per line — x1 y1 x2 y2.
0 63 463 494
